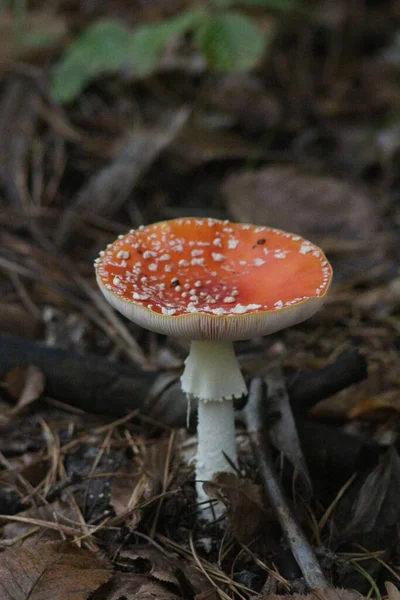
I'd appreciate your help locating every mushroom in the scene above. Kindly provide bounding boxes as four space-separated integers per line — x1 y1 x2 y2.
95 218 332 516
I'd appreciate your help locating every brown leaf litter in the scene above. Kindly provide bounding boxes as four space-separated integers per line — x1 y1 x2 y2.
110 437 177 530
0 541 112 600
203 472 269 545
222 165 395 284
0 500 84 547
5 364 45 416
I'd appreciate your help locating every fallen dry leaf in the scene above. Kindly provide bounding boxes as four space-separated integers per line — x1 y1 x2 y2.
5 364 45 413
348 392 400 420
118 545 213 598
1 500 82 547
222 166 393 283
335 448 400 540
97 572 180 600
223 166 379 244
110 468 153 529
119 546 181 587
0 541 112 600
110 440 168 528
203 472 269 543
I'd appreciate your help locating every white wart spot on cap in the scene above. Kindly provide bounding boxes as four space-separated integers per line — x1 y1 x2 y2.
299 242 314 255
191 258 205 266
133 292 150 300
253 258 265 267
228 238 239 249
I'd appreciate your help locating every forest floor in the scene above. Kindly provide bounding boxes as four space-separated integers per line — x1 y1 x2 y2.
0 1 400 599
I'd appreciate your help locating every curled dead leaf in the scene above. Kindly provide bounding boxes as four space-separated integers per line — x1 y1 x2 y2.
203 472 270 543
96 572 180 600
5 364 45 414
118 545 213 598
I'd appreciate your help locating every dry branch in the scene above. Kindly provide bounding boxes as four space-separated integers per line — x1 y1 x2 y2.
244 378 329 590
0 334 155 416
0 335 368 426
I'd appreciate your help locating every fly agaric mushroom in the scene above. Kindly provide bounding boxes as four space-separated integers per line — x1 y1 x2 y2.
95 218 332 516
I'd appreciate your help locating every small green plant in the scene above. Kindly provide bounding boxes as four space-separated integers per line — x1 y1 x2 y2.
50 0 295 104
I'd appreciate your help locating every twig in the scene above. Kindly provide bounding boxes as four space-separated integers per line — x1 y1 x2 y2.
0 514 83 537
149 430 176 537
55 107 190 247
0 334 155 417
244 378 329 590
0 335 368 428
288 348 367 415
264 364 312 491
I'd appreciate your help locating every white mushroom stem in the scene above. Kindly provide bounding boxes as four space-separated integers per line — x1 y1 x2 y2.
181 340 247 518
196 398 237 510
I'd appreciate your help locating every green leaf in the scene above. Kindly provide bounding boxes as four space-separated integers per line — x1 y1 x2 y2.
51 19 131 103
50 62 91 105
195 11 266 71
126 8 206 76
51 10 207 102
234 0 295 9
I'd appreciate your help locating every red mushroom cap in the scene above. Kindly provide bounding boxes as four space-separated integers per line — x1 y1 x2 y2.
95 218 332 341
